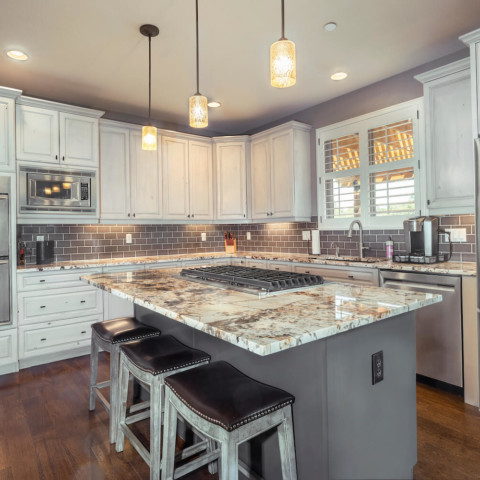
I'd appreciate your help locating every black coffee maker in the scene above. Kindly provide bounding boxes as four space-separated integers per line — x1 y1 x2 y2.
400 216 441 263
36 240 55 265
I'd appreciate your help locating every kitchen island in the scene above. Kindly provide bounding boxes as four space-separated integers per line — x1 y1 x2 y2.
82 267 442 480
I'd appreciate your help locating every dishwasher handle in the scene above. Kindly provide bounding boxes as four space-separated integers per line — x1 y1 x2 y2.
382 279 455 293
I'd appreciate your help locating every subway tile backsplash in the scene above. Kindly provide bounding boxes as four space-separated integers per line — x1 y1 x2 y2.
17 214 476 264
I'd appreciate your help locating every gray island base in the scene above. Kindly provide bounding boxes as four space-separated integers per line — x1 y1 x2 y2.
81 268 440 480
137 306 416 480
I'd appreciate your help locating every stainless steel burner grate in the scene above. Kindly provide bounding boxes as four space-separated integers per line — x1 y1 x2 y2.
180 265 324 292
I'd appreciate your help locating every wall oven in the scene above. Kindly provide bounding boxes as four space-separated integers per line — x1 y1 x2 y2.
19 166 97 214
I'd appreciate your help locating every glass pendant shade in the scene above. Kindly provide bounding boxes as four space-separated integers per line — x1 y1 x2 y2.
142 125 157 150
270 39 296 88
189 94 208 128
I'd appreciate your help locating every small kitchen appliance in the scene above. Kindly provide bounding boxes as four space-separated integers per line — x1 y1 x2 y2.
394 216 446 264
36 240 55 265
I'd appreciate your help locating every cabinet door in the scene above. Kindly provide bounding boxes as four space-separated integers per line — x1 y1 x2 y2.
425 71 474 212
215 142 247 220
130 131 162 219
250 137 271 219
60 113 99 167
16 105 59 163
0 101 11 171
162 136 189 220
189 140 213 220
100 125 130 219
270 130 294 218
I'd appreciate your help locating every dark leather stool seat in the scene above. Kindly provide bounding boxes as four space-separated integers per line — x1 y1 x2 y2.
165 360 294 432
91 317 160 344
120 335 211 375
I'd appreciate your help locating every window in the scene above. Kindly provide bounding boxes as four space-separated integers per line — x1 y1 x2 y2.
317 99 422 229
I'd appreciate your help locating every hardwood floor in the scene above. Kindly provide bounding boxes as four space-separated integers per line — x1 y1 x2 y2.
0 353 479 479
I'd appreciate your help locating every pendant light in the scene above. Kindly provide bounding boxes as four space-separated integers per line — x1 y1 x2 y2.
189 0 208 128
270 0 296 88
140 24 159 150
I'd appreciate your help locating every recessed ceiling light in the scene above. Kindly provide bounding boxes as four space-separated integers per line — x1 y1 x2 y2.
324 22 337 32
331 72 348 81
6 49 28 61
207 101 221 108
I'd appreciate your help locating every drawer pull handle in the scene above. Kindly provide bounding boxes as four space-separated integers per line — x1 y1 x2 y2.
81 330 87 334
39 279 46 283
40 338 47 342
40 305 46 309
80 300 86 303
348 275 354 279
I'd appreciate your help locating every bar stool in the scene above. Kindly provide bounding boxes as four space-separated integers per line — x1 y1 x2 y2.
89 317 160 444
115 335 211 480
162 361 297 480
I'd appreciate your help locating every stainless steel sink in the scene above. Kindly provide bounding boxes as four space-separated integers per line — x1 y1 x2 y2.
310 256 384 263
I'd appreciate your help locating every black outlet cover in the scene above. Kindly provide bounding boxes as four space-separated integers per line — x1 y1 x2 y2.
372 351 384 385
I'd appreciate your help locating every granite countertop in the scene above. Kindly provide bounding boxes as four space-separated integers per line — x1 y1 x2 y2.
18 251 477 276
81 268 442 356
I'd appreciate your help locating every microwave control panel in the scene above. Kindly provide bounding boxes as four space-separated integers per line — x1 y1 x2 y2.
80 182 90 201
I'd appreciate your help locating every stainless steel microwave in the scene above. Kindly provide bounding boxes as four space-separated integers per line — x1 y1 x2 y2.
19 166 97 214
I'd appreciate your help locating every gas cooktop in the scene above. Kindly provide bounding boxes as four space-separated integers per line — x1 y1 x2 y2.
180 265 325 296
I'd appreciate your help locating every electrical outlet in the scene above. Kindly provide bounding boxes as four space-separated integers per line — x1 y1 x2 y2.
126 233 132 244
445 228 467 242
201 232 206 241
246 232 251 240
36 235 44 241
302 231 311 241
372 351 384 385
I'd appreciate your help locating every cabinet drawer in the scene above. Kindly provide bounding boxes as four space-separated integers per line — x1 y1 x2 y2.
294 265 378 286
268 261 294 272
19 316 99 358
18 269 102 291
19 288 103 325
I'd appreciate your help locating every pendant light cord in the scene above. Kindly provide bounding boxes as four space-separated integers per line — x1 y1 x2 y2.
148 34 152 125
281 0 285 40
195 0 200 95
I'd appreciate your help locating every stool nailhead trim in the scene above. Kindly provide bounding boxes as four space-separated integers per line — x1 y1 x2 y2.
128 356 211 376
166 383 294 432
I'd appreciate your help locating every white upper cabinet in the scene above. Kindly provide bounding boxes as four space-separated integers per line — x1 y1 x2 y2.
100 121 162 221
16 97 103 168
0 87 21 172
162 135 213 221
100 123 130 220
250 121 311 221
415 58 474 214
189 140 213 220
461 29 480 136
130 131 162 219
214 137 248 221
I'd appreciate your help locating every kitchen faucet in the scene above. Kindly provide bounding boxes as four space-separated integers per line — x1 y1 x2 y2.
347 220 369 258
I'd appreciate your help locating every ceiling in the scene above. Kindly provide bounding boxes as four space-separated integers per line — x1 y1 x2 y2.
1 0 480 135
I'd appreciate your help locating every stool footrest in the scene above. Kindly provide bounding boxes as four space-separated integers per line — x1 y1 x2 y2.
125 409 151 425
93 388 111 413
94 380 110 389
120 423 150 465
129 400 150 414
174 448 220 479
174 439 208 461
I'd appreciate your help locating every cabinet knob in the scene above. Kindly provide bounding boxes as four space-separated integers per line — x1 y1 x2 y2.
39 279 45 283
40 305 46 309
80 300 86 303
427 200 431 205
81 330 87 334
243 213 246 218
191 214 194 218
62 156 65 161
128 213 131 217
133 213 136 217
40 338 47 342
187 214 190 218
55 155 58 160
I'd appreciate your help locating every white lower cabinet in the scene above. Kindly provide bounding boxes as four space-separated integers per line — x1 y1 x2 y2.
0 328 18 374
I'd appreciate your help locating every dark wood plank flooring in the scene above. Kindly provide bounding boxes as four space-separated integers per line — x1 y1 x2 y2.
0 353 479 479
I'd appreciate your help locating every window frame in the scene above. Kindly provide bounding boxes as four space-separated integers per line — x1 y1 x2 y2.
316 98 424 230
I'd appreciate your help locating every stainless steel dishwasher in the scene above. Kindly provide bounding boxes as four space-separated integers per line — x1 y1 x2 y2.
379 270 462 389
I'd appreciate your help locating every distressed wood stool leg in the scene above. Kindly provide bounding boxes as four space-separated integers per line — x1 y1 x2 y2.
115 357 130 453
277 407 298 480
89 335 99 411
109 346 120 444
220 436 239 480
161 390 178 480
150 377 163 480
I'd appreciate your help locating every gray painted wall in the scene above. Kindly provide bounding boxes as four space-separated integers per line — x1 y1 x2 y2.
244 48 470 216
